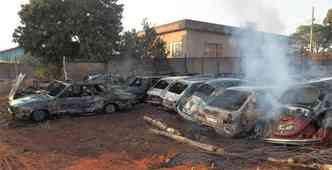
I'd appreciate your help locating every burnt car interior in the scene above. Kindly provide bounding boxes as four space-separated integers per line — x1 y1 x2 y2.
279 86 321 110
208 90 250 111
59 84 104 98
168 82 189 95
153 80 169 90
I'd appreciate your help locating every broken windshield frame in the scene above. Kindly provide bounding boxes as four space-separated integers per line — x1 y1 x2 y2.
207 90 250 111
279 86 321 108
168 82 188 95
153 80 169 90
47 82 67 97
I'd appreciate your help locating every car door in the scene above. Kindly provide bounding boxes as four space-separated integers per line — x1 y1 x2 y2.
51 85 99 114
50 85 82 114
79 85 104 113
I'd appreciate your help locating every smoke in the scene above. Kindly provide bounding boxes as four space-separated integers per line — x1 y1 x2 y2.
216 0 293 89
217 0 297 121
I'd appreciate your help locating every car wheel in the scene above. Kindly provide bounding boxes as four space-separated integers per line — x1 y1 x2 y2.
104 104 117 114
31 110 48 122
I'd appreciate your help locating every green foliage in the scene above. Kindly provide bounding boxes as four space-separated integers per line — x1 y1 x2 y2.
324 9 332 27
119 29 143 59
140 19 168 59
291 8 332 53
291 24 330 53
33 65 47 79
119 19 168 59
13 0 123 67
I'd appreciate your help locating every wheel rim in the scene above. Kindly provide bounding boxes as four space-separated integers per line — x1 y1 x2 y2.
33 111 46 122
105 104 116 113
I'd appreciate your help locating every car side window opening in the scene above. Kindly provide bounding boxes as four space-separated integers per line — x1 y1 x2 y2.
48 82 66 97
255 92 273 112
208 90 250 111
154 80 169 90
130 78 142 87
168 82 188 95
81 86 94 96
60 86 75 98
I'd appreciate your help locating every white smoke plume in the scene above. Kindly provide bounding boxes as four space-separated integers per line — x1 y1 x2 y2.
218 0 294 89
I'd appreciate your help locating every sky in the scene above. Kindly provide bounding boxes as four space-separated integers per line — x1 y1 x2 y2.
0 0 331 51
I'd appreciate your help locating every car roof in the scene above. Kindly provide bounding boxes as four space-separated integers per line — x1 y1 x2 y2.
160 76 189 81
206 78 244 85
176 77 213 84
135 76 163 79
64 81 105 86
227 86 277 92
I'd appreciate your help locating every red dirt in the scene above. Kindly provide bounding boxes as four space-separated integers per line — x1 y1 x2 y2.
0 97 306 170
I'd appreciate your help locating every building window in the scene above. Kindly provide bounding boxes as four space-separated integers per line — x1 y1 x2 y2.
170 42 183 57
205 43 223 57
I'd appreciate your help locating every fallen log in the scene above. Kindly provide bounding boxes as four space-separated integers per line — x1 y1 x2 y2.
149 128 245 158
146 116 332 170
144 116 182 136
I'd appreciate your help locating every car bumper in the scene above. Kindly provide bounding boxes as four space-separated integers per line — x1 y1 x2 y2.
162 100 176 111
8 106 31 120
146 96 163 105
264 138 321 145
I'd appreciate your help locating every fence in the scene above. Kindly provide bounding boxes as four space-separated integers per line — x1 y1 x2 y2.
2 56 330 81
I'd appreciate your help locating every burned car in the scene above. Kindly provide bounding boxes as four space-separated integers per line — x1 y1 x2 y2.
146 76 188 105
177 85 276 138
264 78 332 145
111 76 162 102
8 80 137 122
162 77 213 111
84 73 125 85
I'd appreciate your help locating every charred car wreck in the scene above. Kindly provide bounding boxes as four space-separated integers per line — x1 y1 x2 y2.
176 78 268 138
264 78 332 145
8 77 138 122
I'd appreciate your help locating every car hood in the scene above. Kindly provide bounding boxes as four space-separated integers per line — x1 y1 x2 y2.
110 88 137 100
9 94 53 107
8 73 26 101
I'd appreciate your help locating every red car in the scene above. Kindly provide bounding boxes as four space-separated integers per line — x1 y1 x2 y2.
264 78 332 145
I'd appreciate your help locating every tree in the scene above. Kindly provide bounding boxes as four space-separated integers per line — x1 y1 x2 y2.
291 24 330 53
119 19 168 60
291 8 332 54
13 0 123 78
140 19 168 59
119 29 143 59
324 9 332 27
118 19 169 74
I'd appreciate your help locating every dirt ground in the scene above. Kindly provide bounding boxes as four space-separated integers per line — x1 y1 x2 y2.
0 96 320 170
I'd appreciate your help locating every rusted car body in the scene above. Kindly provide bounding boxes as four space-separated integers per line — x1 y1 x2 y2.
8 78 138 122
264 78 332 145
177 84 276 138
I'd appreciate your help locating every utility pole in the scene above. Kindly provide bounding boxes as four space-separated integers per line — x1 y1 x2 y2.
310 6 315 53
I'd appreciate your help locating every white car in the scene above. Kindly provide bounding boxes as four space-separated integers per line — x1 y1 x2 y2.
146 76 188 105
161 77 212 111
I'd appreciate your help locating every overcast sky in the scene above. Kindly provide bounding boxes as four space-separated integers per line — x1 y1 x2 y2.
0 0 331 51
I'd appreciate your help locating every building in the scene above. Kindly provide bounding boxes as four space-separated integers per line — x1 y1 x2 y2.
152 19 288 59
0 47 25 63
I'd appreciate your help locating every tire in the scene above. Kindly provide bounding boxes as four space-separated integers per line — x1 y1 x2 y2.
104 104 117 114
31 110 48 122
